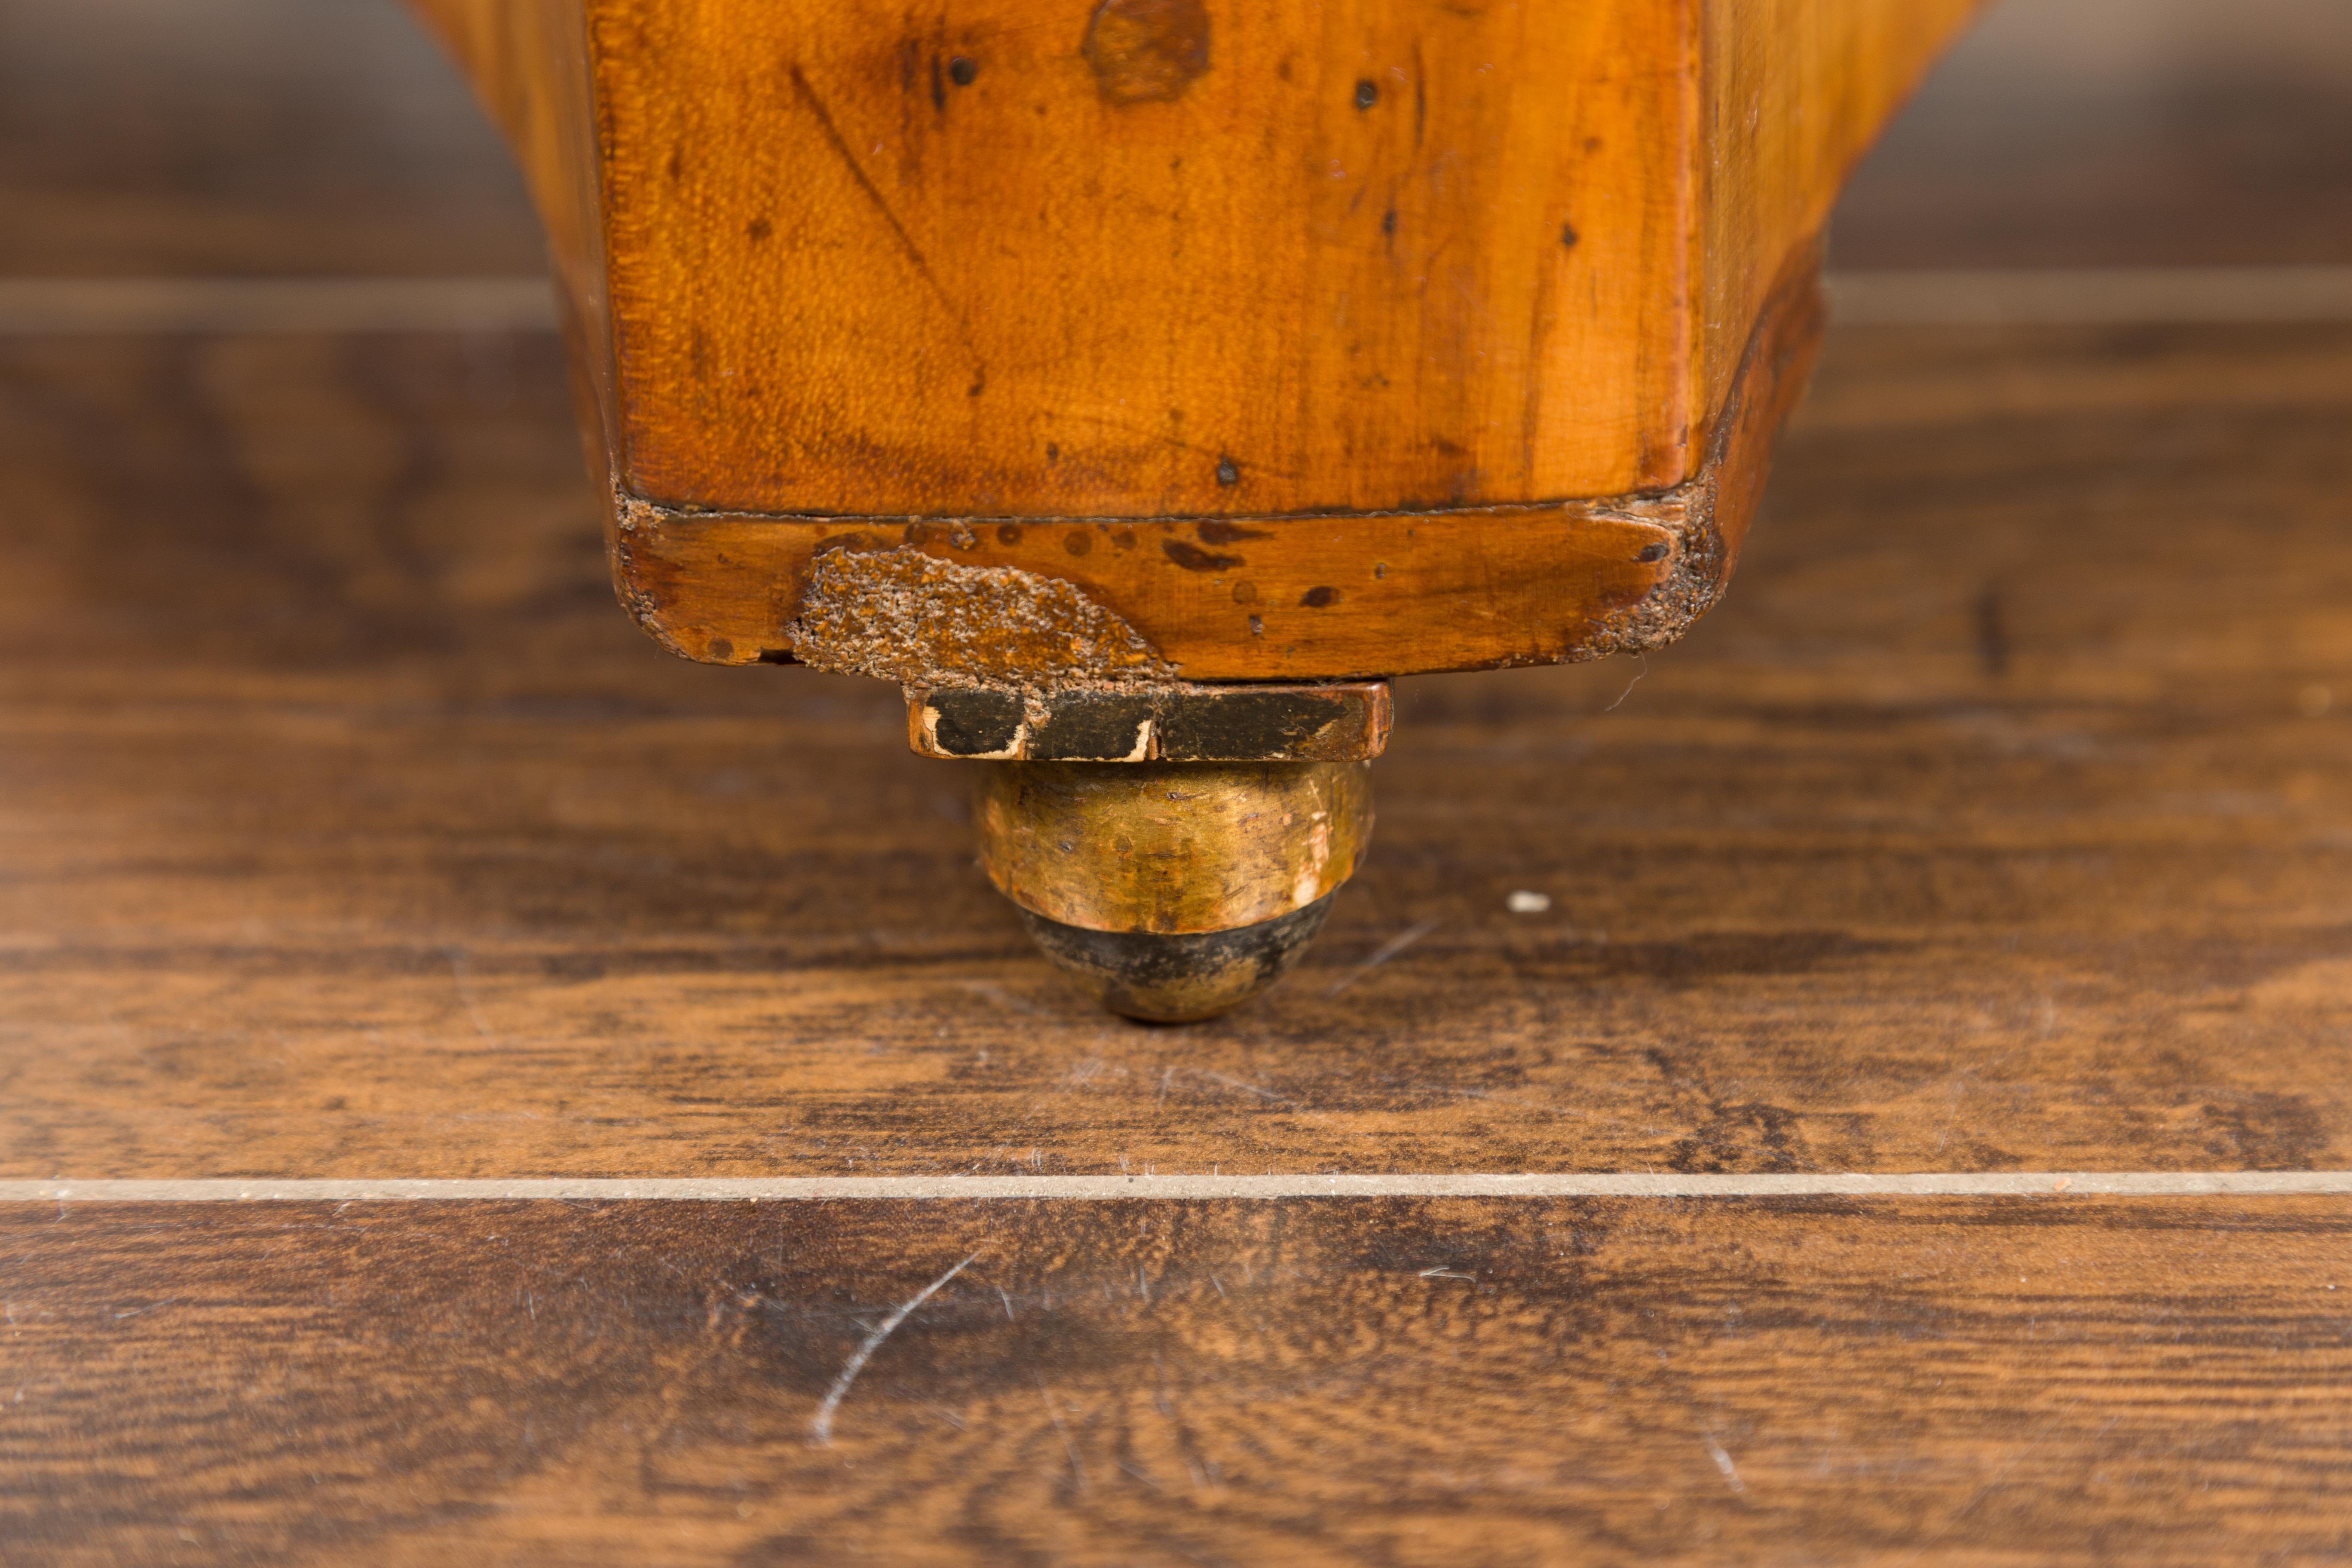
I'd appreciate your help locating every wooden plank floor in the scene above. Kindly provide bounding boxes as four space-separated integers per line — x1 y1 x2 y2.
5 1 2352 1562
8 1198 2352 1565
5 320 2349 1183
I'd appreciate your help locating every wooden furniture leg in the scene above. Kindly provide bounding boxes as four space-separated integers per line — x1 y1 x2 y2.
402 0 1984 1017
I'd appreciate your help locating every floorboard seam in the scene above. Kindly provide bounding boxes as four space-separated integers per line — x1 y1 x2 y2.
5 1173 2350 1202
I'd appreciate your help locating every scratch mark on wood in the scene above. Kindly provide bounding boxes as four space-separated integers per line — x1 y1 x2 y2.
1190 1070 1291 1106
809 1252 977 1446
786 64 983 379
1895 1408 2107 1563
1327 918 1439 995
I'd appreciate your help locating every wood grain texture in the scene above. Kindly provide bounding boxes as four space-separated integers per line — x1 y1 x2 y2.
3 318 2351 1181
582 0 1695 518
11 12 2352 1557
6 1196 2352 1565
612 248 1825 679
561 0 1969 520
619 497 1675 678
397 0 1972 684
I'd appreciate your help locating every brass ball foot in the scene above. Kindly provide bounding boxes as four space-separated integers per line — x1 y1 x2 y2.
971 759 1373 1021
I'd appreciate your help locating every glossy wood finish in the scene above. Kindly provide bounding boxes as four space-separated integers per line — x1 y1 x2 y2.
588 0 1694 517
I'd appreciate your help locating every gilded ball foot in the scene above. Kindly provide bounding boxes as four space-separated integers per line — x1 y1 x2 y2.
971 760 1373 1021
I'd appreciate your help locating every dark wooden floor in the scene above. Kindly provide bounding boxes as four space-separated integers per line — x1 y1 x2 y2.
6 318 2352 1184
11 1197 2352 1565
5 1 2352 1563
